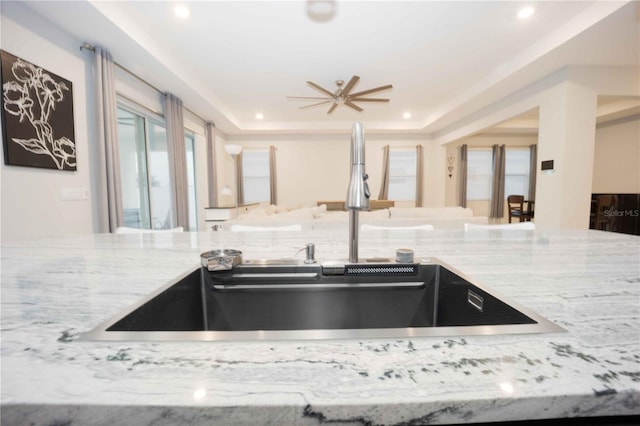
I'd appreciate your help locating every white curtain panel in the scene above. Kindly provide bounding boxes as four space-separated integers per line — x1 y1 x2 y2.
415 144 424 207
529 144 537 201
94 47 123 232
269 145 278 205
235 152 244 206
378 145 390 200
206 122 218 207
163 93 188 229
458 144 468 208
490 144 506 219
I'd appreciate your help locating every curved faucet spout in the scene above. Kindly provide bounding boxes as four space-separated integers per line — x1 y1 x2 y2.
346 122 370 210
350 122 365 167
346 122 370 263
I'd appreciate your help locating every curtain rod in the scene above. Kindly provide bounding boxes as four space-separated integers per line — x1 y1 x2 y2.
461 145 535 149
81 42 210 126
384 145 422 150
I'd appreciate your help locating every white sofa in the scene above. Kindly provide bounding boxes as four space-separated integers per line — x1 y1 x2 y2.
223 205 488 230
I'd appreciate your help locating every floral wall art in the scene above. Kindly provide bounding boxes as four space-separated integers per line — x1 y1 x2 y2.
1 50 76 171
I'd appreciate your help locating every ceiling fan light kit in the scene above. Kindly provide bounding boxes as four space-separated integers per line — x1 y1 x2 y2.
287 75 393 114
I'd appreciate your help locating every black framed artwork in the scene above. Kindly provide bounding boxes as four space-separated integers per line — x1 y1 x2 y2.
1 50 76 171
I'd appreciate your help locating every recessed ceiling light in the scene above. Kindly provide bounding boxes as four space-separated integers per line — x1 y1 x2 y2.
403 112 412 119
174 4 190 19
517 6 534 20
255 113 264 120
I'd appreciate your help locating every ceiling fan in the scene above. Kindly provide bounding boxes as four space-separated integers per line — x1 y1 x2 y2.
287 75 392 114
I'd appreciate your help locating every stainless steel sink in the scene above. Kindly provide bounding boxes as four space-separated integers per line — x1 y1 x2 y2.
81 258 565 341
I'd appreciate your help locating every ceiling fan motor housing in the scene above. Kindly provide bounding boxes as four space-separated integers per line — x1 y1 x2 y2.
287 75 393 114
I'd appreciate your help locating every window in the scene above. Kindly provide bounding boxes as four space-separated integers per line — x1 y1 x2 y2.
466 147 532 201
242 150 270 204
466 149 492 200
117 102 198 230
185 133 197 231
388 150 416 201
505 149 530 198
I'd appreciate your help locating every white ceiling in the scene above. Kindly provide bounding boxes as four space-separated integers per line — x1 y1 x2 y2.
19 0 640 136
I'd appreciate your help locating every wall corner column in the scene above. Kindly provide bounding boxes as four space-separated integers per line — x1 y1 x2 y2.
535 81 598 230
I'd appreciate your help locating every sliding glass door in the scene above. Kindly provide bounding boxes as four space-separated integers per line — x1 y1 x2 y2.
117 103 200 230
185 133 197 231
117 106 171 229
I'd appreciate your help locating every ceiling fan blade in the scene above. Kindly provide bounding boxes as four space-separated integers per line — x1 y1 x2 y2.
349 84 393 98
299 100 333 109
327 103 338 114
348 97 389 102
344 100 363 112
307 81 336 98
341 75 360 96
287 96 333 101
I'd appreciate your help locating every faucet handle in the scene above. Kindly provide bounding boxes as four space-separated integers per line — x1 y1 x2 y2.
363 174 371 199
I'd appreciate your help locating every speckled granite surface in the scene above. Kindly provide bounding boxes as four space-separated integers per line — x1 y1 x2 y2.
1 229 639 425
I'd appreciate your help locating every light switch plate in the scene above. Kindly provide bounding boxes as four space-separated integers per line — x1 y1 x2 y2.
61 188 89 201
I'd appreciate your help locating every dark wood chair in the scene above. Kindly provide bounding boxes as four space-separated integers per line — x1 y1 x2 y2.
525 200 534 219
507 195 533 222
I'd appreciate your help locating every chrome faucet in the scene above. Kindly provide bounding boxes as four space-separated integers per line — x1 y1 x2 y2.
346 122 370 263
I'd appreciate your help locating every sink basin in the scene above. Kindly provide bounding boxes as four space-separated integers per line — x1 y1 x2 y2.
81 258 564 341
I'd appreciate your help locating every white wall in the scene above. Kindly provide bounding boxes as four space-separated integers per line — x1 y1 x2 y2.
442 115 640 222
592 116 640 193
2 2 636 239
1 2 213 238
1 2 94 240
444 133 538 219
536 81 598 230
223 133 443 209
437 66 638 230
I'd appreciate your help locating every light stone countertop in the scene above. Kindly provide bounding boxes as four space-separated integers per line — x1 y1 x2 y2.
1 229 639 425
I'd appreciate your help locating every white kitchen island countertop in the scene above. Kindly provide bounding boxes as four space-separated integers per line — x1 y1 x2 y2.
1 229 639 425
